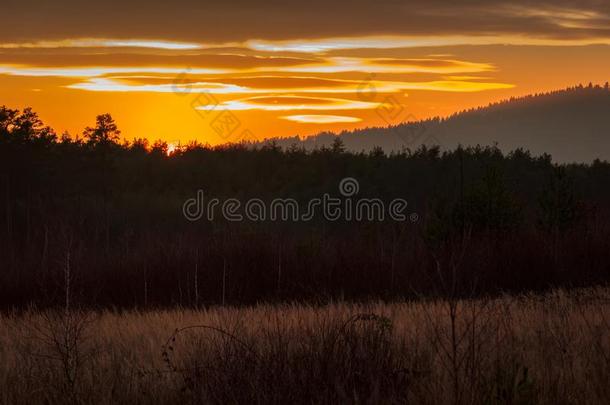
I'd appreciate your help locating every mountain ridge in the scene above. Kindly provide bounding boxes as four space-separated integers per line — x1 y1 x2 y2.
255 84 610 163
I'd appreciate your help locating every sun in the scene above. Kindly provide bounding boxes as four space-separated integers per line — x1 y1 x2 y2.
166 142 180 156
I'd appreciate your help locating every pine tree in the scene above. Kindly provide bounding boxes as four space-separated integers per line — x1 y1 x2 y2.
84 114 121 145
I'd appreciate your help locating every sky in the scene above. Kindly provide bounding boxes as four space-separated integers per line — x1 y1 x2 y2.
2 0 610 146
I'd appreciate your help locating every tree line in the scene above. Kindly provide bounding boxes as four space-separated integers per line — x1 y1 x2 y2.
1 105 609 309
257 85 610 162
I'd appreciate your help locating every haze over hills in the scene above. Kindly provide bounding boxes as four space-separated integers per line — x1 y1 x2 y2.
260 85 610 163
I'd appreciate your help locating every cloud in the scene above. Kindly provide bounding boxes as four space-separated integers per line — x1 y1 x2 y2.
0 54 498 80
0 52 318 69
66 77 249 94
281 115 362 123
0 66 229 78
278 57 495 74
246 34 610 54
197 96 379 111
64 75 513 95
2 1 610 44
0 39 204 50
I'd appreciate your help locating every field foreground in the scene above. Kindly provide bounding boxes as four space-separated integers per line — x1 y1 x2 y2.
1 289 609 404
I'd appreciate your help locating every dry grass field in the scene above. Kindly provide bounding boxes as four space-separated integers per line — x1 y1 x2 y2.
1 288 608 405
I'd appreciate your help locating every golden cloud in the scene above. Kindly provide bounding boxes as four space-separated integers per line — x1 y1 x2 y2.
197 96 379 111
281 115 362 123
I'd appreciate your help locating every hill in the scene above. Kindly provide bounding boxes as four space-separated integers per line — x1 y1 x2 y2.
262 84 610 163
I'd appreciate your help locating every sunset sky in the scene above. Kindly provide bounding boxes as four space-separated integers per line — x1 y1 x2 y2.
2 1 610 146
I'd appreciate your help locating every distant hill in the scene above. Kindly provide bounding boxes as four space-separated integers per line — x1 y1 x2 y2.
258 85 610 163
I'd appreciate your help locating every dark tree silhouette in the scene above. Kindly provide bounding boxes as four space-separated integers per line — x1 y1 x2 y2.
250 85 610 163
84 114 121 145
0 101 609 309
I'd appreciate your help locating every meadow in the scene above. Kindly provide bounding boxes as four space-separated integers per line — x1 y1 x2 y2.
1 288 608 405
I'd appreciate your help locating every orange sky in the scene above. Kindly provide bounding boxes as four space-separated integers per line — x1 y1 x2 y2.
2 2 610 146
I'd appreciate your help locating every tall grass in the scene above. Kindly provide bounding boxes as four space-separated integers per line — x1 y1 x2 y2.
1 288 608 404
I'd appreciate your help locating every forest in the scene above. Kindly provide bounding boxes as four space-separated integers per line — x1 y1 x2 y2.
263 85 610 162
1 105 610 309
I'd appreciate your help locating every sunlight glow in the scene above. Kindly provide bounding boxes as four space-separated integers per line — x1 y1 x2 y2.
68 78 248 94
197 96 380 111
66 76 514 94
0 39 204 50
0 56 497 80
0 65 231 78
166 142 183 156
281 115 362 123
247 35 610 53
2 26 601 145
282 57 495 74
